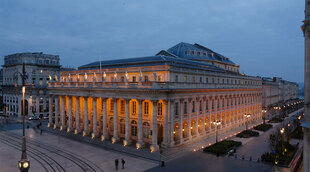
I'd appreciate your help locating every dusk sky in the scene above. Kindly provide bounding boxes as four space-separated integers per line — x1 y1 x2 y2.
0 0 305 83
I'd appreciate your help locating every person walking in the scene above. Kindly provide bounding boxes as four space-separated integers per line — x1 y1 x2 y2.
121 159 125 169
115 159 119 170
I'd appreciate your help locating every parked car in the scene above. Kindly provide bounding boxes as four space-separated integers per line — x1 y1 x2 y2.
28 116 40 120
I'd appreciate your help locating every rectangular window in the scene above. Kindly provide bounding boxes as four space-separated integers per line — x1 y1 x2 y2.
121 76 125 82
132 76 136 82
144 76 148 82
199 100 202 112
200 77 202 83
158 75 163 82
144 102 149 115
184 76 187 82
120 100 125 114
175 102 179 118
184 102 187 114
110 99 114 113
192 101 195 113
157 102 162 116
132 101 136 114
192 76 195 82
175 75 178 82
212 100 214 109
206 100 209 110
206 77 208 83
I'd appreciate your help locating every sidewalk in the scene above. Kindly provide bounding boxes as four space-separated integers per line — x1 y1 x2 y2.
162 118 264 161
162 108 304 162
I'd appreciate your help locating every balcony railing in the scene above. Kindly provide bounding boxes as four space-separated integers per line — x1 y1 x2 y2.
49 81 262 90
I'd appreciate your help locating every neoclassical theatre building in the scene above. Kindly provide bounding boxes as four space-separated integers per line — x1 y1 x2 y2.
48 42 262 151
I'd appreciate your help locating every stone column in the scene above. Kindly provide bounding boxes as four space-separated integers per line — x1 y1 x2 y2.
208 98 212 131
179 99 184 144
112 98 119 142
101 98 108 140
68 96 72 132
75 96 80 134
188 99 192 139
169 99 175 147
48 95 53 127
162 100 169 147
195 98 199 136
137 99 144 147
60 96 65 130
124 99 130 145
151 100 159 151
54 96 59 129
83 97 88 136
92 97 97 138
202 97 206 135
36 97 39 116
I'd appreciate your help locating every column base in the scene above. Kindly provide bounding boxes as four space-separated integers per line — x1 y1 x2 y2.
169 141 175 147
123 139 131 146
136 142 144 149
111 137 119 144
67 128 71 133
74 129 79 135
150 144 159 152
101 135 108 141
48 123 52 127
53 124 57 129
91 132 97 139
83 131 87 136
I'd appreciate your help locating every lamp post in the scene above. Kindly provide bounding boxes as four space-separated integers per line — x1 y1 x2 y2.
262 110 267 124
212 120 221 143
280 128 285 155
17 63 30 172
244 114 251 130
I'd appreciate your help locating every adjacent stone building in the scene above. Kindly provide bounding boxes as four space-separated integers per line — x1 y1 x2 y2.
2 52 61 117
48 42 263 150
262 77 299 108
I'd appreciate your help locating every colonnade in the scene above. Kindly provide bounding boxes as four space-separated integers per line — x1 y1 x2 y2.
48 95 169 151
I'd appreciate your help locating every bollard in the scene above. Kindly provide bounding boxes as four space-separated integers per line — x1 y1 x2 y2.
242 155 244 160
249 156 252 161
161 161 165 167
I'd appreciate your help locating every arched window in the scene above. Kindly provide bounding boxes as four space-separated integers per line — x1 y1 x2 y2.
120 119 125 134
143 122 150 139
131 120 137 136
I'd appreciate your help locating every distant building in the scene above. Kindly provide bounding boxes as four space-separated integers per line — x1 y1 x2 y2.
2 52 61 117
262 77 299 108
262 77 299 118
0 69 3 112
48 42 262 150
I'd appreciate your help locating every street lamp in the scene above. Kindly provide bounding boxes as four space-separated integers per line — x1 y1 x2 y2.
17 63 30 172
212 120 221 143
244 114 251 130
262 110 267 124
280 128 285 155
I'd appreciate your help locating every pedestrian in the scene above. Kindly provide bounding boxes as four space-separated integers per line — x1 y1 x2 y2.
121 159 125 169
40 129 43 135
115 159 119 170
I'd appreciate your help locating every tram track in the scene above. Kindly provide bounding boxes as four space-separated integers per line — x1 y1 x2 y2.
0 133 64 172
1 130 103 172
